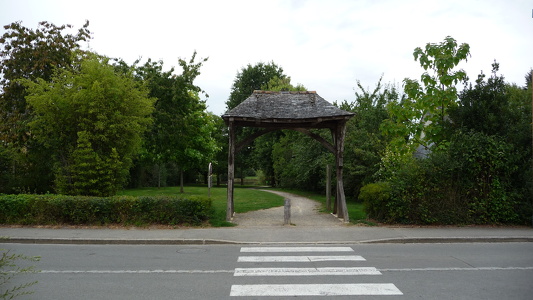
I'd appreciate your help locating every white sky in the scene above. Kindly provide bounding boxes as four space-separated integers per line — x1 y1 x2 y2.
2 0 532 116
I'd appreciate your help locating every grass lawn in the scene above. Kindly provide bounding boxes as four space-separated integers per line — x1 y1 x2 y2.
119 185 370 226
119 185 284 227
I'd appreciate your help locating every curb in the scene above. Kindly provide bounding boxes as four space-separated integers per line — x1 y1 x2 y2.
2 237 532 245
361 237 533 244
0 238 246 245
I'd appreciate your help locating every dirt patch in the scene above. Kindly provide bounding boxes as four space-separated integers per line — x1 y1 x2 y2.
231 190 345 227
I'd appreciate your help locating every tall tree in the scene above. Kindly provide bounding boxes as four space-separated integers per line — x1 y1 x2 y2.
225 62 286 184
381 36 470 153
23 53 154 196
131 53 218 191
226 61 285 110
0 20 91 192
341 78 400 199
252 76 307 185
0 20 90 145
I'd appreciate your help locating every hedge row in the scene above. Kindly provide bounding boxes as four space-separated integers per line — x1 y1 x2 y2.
0 194 212 226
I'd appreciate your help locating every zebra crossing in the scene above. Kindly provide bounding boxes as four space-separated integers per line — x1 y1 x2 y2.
230 246 402 297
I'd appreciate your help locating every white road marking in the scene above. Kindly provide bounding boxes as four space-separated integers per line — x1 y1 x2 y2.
234 267 381 276
381 266 533 272
240 246 353 253
37 266 533 275
238 255 365 262
38 269 233 274
230 283 403 296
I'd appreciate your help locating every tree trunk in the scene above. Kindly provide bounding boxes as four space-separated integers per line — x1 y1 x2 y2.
180 169 184 193
157 164 161 189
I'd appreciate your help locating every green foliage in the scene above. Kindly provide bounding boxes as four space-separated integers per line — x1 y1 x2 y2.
127 53 218 189
382 36 470 153
272 130 333 192
341 78 399 199
373 37 530 225
0 249 40 299
22 54 154 196
0 146 14 194
0 194 211 226
450 62 509 135
261 76 306 92
0 21 91 193
0 20 91 146
119 186 285 227
251 77 308 185
368 131 528 225
226 61 285 110
358 182 391 221
224 61 287 186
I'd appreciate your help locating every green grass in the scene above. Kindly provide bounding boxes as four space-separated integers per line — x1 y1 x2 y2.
264 187 371 225
119 185 371 226
119 186 284 227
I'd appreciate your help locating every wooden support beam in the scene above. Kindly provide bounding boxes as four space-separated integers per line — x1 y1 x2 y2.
236 128 277 153
326 164 331 211
333 122 349 222
227 122 235 221
291 128 335 154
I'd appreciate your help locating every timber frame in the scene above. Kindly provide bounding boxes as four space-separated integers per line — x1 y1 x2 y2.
221 91 355 222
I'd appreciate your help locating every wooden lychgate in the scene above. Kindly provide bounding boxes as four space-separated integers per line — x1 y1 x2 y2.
221 91 355 222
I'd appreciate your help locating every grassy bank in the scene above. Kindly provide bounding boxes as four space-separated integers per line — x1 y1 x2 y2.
119 186 284 227
120 185 369 226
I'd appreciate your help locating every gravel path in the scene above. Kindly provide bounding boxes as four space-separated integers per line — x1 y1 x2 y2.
231 190 345 227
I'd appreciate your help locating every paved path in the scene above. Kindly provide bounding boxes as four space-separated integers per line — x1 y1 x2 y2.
231 190 344 227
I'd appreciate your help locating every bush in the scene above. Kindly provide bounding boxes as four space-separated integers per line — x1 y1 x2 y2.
359 182 391 221
0 194 211 226
369 131 530 225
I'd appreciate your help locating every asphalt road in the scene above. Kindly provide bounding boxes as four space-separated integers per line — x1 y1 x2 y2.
2 242 532 299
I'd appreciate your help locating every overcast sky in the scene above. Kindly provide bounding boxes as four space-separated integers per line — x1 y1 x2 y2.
2 0 532 115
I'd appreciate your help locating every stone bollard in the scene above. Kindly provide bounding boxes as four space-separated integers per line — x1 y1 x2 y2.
284 198 291 225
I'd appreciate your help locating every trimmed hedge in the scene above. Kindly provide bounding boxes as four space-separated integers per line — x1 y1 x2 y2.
0 194 211 226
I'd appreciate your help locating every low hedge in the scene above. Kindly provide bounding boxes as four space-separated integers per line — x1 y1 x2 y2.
0 194 212 226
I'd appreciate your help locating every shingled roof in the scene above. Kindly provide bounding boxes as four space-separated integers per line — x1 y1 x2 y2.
222 91 354 128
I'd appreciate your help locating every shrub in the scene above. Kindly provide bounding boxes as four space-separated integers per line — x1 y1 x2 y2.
0 194 211 226
359 182 391 221
370 131 529 225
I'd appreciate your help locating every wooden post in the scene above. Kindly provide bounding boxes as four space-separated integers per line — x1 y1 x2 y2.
284 198 291 225
330 128 338 215
208 162 212 198
335 121 349 223
227 121 235 221
326 164 331 211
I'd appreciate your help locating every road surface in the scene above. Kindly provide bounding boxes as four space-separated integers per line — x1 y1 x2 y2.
2 242 532 299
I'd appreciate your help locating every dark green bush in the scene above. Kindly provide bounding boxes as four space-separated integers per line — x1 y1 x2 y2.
0 194 211 226
358 182 391 221
368 131 530 225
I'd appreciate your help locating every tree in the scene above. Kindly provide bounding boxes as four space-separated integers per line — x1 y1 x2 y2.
129 53 218 191
226 61 285 110
271 129 332 191
341 78 400 200
261 76 306 92
23 53 154 196
0 20 90 146
450 62 510 136
0 20 91 193
251 76 307 185
382 36 470 153
225 62 286 185
127 58 178 188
